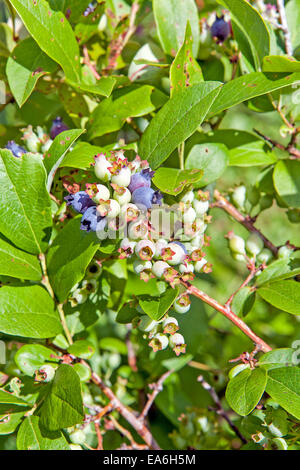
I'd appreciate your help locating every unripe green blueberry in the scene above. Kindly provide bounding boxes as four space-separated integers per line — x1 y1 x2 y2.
152 260 169 278
120 237 136 257
164 242 186 265
246 233 264 256
257 248 273 264
36 364 56 383
278 245 293 259
179 262 194 274
193 199 209 216
82 278 98 294
232 253 246 262
133 259 152 274
138 315 158 333
169 333 185 348
229 234 246 255
94 154 112 181
194 258 208 273
271 437 288 450
232 185 246 209
128 220 148 239
113 187 131 205
92 184 110 203
163 316 179 335
174 294 191 314
135 240 156 260
180 190 194 204
149 333 169 352
111 167 131 187
72 289 88 305
69 429 86 445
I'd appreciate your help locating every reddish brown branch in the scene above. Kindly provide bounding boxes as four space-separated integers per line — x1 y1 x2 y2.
84 362 160 450
213 190 278 256
82 45 101 80
139 370 174 421
181 280 272 353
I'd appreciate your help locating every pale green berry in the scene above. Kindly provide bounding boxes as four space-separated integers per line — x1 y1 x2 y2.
111 167 131 187
92 184 110 203
246 233 264 256
179 262 194 274
180 190 194 204
174 295 191 314
72 289 88 305
232 185 246 209
107 199 120 218
278 246 293 259
232 253 246 262
152 261 169 278
169 333 185 348
135 240 156 260
166 242 186 265
257 248 272 264
138 315 158 333
229 235 246 255
154 239 168 259
194 258 208 273
193 199 209 216
94 155 112 181
133 260 152 274
150 333 169 351
113 187 131 205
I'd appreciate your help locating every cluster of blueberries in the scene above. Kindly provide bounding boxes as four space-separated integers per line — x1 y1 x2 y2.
65 151 212 355
5 117 68 158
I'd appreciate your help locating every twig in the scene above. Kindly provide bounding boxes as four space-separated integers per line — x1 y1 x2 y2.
109 415 148 450
253 128 300 160
276 0 293 56
125 326 138 372
181 280 272 353
225 262 258 307
197 375 247 444
178 142 185 170
139 370 174 421
82 362 160 450
213 190 278 256
82 44 101 80
94 422 103 450
57 304 73 345
105 1 140 72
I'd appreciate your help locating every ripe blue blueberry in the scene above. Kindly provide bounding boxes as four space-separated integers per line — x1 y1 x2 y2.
128 169 154 193
5 141 27 158
50 117 69 139
80 206 107 232
65 191 95 214
211 16 230 42
132 187 162 209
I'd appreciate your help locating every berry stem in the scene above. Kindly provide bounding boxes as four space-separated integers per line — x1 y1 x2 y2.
213 190 278 256
139 369 174 422
180 280 272 352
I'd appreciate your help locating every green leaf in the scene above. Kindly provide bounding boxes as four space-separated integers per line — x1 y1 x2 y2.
0 285 62 338
139 81 222 169
0 235 41 280
0 411 25 435
9 0 81 82
60 142 104 169
153 0 199 57
286 0 300 52
170 22 203 97
263 55 300 72
138 286 179 321
0 151 52 254
15 344 59 376
152 167 203 195
17 415 70 450
258 280 300 315
266 367 300 419
40 364 84 431
6 37 57 107
67 340 95 359
44 129 85 191
0 389 30 414
258 349 294 370
87 85 167 140
47 217 100 302
273 160 300 208
210 72 300 116
256 259 300 286
229 140 277 166
116 302 138 324
68 76 117 98
218 0 270 69
226 367 267 416
185 143 229 186
231 287 255 317
99 337 128 355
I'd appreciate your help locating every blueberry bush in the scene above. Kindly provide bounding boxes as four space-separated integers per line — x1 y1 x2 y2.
0 0 300 451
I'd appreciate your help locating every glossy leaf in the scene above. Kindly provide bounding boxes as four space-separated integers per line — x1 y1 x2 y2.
0 235 41 280
226 367 267 416
263 55 300 72
273 160 300 208
185 143 229 186
138 286 179 321
0 285 62 338
258 280 300 315
229 140 277 166
15 344 59 376
0 150 52 254
266 367 300 419
17 415 70 450
152 167 203 195
139 81 222 169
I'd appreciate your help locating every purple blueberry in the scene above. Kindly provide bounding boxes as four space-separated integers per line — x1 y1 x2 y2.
211 16 230 42
128 169 154 193
5 141 27 158
173 241 187 254
65 191 95 214
80 206 107 232
50 117 69 139
132 187 162 209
